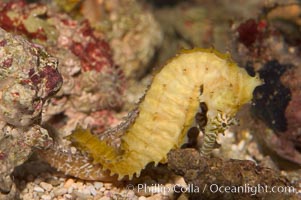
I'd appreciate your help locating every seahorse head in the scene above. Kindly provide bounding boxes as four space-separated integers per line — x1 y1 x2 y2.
197 50 261 116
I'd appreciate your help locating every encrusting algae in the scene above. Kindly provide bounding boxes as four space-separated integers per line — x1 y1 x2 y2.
42 48 261 181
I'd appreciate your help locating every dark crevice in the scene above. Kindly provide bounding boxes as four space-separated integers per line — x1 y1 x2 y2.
251 60 292 132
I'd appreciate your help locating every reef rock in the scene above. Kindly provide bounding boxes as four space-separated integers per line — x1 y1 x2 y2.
0 27 62 196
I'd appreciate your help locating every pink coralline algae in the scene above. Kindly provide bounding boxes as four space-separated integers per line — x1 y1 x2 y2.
0 28 62 126
0 0 48 41
51 17 124 111
0 0 125 135
46 15 124 135
237 19 267 47
80 0 163 79
236 18 269 59
0 27 62 195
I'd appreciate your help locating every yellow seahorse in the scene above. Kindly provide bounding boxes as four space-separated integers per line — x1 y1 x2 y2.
41 48 261 180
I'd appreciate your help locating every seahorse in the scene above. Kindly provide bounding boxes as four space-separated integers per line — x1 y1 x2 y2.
40 48 261 180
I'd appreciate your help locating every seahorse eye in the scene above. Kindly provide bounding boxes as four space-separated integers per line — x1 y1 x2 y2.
222 122 227 127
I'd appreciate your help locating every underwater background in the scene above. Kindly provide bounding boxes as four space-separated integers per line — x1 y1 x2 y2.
0 0 300 199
